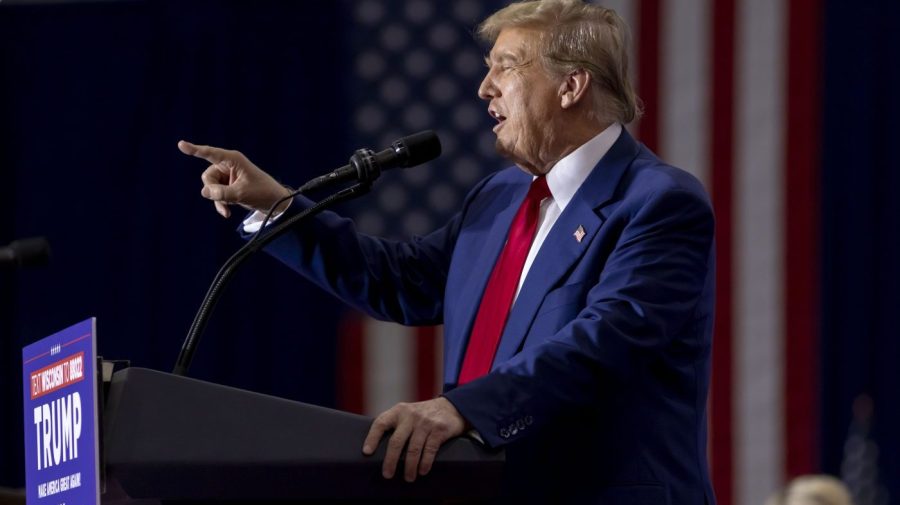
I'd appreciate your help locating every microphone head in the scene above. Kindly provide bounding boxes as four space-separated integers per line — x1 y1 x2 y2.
3 237 51 268
392 130 441 168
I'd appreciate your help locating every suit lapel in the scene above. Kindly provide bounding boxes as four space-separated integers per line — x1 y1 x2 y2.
445 178 530 381
491 129 641 367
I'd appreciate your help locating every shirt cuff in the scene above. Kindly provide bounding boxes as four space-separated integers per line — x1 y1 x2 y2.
466 429 485 445
241 201 291 234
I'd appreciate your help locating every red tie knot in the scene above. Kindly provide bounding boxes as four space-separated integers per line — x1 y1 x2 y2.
528 175 551 204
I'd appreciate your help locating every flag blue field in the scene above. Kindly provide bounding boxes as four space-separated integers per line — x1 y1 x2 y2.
343 0 508 239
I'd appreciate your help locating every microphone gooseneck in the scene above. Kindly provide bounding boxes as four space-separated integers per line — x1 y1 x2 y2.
249 131 441 245
173 131 442 376
173 184 367 376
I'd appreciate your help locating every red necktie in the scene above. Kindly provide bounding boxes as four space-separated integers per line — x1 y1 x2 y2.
458 176 551 385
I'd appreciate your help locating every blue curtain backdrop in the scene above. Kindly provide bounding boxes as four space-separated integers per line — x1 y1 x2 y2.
0 0 506 488
0 0 354 485
821 0 900 500
2 0 899 500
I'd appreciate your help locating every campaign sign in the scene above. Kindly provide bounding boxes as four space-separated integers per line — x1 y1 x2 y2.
22 318 99 505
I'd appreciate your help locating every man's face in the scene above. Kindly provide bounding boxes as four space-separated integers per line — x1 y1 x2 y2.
479 27 565 175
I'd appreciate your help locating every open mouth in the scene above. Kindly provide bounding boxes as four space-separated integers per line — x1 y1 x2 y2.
490 109 507 131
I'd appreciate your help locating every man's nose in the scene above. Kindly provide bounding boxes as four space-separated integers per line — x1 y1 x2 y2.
478 73 496 100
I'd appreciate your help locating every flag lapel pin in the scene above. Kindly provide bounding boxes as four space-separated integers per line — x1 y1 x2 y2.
573 225 586 243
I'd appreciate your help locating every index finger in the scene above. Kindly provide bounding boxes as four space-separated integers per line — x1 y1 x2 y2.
178 140 229 164
363 411 396 455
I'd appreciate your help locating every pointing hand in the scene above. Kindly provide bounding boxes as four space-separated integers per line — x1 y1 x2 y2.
178 140 291 218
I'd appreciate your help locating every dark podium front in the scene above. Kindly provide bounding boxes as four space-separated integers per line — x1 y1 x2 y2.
102 368 504 504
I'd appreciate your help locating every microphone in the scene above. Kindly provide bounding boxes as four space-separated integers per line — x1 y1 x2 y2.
0 237 51 269
299 130 441 192
172 131 442 376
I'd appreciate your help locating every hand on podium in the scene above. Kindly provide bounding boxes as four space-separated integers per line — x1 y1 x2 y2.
362 397 467 483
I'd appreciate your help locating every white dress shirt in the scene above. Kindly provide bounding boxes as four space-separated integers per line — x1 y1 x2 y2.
242 123 623 444
243 122 624 302
514 122 622 299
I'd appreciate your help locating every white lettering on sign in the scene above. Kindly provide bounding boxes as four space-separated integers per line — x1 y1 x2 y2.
35 472 80 499
32 392 82 470
69 354 83 380
30 353 85 400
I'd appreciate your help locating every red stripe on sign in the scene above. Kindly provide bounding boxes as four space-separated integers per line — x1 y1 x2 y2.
784 0 822 478
22 351 50 366
709 0 735 503
62 333 91 348
637 0 660 152
337 312 365 415
415 326 438 401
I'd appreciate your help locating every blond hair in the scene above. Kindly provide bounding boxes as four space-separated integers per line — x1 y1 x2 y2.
765 475 855 505
478 0 641 124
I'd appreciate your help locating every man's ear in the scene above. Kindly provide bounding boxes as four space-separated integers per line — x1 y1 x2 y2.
559 69 592 109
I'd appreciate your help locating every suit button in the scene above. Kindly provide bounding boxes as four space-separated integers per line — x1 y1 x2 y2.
525 415 533 425
500 428 510 439
516 419 525 430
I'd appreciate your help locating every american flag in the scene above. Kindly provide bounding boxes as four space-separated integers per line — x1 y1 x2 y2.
337 2 825 505
336 0 507 417
344 0 507 239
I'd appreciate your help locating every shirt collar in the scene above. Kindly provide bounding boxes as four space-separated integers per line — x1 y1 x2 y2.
544 122 623 211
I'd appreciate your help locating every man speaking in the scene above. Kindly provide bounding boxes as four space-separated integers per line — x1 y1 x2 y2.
179 0 716 502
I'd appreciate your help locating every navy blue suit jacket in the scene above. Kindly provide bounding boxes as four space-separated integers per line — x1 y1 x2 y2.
257 129 716 504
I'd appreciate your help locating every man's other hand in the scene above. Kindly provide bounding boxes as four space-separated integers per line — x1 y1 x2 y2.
362 397 466 482
178 140 291 218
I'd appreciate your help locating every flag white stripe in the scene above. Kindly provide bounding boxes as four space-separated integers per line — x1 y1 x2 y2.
600 0 636 33
364 318 415 416
660 0 711 189
599 0 637 85
734 0 787 502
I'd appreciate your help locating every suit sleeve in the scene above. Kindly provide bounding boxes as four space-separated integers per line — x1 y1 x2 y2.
247 176 493 326
443 186 715 447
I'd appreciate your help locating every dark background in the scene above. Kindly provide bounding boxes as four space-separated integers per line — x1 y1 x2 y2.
1 0 898 503
0 0 353 486
820 0 900 498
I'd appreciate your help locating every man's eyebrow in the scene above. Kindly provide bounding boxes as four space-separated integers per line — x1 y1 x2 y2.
485 51 523 66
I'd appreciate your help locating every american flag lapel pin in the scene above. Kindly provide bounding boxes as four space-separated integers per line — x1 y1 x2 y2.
573 225 586 243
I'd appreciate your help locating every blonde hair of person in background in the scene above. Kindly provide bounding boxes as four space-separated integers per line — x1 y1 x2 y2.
765 475 855 505
477 0 642 125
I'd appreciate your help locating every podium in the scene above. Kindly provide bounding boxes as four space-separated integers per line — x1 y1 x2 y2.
102 368 504 503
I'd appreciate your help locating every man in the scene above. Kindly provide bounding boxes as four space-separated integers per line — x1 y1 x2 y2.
179 0 716 502
765 475 854 505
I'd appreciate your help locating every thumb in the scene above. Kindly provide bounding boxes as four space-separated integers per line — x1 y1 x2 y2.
214 201 231 219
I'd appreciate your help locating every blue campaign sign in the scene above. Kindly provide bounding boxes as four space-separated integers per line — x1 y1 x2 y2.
22 318 100 505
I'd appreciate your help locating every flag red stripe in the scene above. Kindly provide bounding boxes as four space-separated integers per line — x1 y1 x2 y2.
784 0 822 478
637 0 660 152
337 312 365 415
710 0 735 502
415 326 437 400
